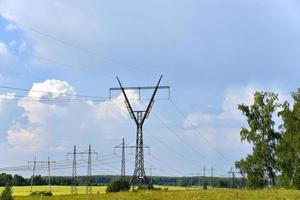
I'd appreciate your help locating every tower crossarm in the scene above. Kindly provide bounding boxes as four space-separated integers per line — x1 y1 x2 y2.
141 75 162 125
116 77 138 125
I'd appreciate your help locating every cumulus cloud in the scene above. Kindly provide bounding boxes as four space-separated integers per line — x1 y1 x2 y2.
7 125 46 151
18 79 75 124
3 79 144 152
0 93 16 112
0 41 20 79
183 84 289 153
184 113 214 127
5 23 19 31
218 85 257 121
0 42 9 56
18 40 27 52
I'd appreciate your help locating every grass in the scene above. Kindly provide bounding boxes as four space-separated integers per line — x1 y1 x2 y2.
0 186 107 196
1 186 300 199
0 185 197 196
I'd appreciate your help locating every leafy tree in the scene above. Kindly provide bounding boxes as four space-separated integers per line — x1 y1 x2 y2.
277 88 300 188
0 174 13 186
106 179 130 193
1 184 13 200
13 175 27 186
235 92 281 188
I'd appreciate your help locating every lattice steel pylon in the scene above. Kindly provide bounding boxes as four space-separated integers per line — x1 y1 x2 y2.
110 75 169 189
115 138 143 181
121 138 126 180
67 145 97 195
28 157 56 192
71 145 77 195
86 145 92 195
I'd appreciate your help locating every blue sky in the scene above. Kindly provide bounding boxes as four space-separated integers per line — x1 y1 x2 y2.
0 0 299 178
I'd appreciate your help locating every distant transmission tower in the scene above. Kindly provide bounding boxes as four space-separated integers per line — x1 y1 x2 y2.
29 156 36 192
67 145 97 195
228 167 240 188
120 138 126 180
28 157 56 192
115 138 127 181
210 166 215 188
145 167 155 185
110 75 170 188
87 145 92 195
71 145 77 195
202 166 206 187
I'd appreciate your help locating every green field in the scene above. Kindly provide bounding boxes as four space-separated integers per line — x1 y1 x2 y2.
1 186 300 200
0 185 199 196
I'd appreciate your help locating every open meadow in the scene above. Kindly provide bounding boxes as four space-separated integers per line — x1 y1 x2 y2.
0 185 199 196
1 186 300 200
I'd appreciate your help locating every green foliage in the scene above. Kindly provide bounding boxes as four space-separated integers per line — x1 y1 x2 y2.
106 179 130 193
29 191 52 196
1 184 13 200
277 88 300 189
235 92 281 188
0 174 13 187
12 175 27 186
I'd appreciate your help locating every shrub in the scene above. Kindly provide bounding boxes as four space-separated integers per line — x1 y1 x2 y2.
106 179 130 193
1 184 13 200
29 191 52 196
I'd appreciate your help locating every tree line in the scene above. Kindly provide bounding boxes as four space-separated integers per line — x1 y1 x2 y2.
235 88 300 189
0 173 242 188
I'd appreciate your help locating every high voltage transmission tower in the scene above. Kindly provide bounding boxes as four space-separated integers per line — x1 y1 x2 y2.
191 173 201 187
191 166 215 188
145 167 155 185
228 167 240 188
202 166 207 187
87 145 92 195
114 138 143 181
28 157 56 192
67 145 78 195
210 166 216 188
67 145 98 195
110 75 170 188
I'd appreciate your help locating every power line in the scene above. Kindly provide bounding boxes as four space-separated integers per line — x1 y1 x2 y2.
149 154 185 176
144 129 201 169
28 157 56 192
169 99 232 165
0 85 108 100
150 110 214 166
14 21 158 76
110 76 168 188
111 91 226 176
25 51 113 78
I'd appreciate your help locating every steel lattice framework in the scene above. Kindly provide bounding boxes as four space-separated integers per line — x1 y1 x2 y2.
110 75 169 189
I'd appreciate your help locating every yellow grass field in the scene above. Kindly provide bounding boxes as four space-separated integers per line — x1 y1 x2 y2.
1 186 300 200
0 185 199 196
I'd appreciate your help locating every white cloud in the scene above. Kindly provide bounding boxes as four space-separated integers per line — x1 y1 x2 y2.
3 79 144 152
5 23 19 31
0 41 20 80
0 93 16 112
18 40 27 52
184 113 214 127
9 40 17 47
49 145 65 152
183 84 289 153
18 79 75 124
0 1 118 69
0 42 8 56
7 125 45 151
184 85 259 127
218 85 258 121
